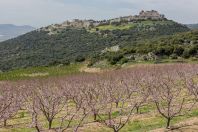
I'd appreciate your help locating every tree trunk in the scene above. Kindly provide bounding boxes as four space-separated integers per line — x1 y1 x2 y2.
83 108 86 115
94 113 97 121
35 126 40 132
166 118 171 129
32 112 40 132
49 120 52 129
113 128 119 132
4 119 7 127
116 102 119 108
35 116 40 132
136 106 139 114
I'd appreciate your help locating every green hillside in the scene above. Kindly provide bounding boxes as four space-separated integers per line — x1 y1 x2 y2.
0 20 189 71
91 30 198 67
93 20 174 31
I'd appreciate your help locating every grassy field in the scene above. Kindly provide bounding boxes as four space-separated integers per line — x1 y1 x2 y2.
92 58 198 70
1 101 198 132
0 59 197 81
0 64 82 81
96 24 135 31
92 20 174 31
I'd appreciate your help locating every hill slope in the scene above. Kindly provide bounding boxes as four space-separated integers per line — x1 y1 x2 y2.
0 24 35 42
93 30 198 66
0 20 189 71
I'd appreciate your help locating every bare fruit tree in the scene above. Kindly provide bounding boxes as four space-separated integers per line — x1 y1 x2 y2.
22 80 41 132
183 64 198 108
97 71 148 132
33 79 66 130
56 77 90 132
0 82 22 127
149 65 187 129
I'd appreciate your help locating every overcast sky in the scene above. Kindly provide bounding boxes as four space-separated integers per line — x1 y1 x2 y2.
0 0 197 28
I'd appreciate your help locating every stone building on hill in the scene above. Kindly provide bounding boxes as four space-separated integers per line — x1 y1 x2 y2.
42 10 166 32
110 10 165 24
138 10 165 20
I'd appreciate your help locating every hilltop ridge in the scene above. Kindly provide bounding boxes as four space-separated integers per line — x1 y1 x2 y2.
62 10 165 28
41 10 166 33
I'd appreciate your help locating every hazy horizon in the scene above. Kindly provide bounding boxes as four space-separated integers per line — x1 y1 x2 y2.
1 0 198 28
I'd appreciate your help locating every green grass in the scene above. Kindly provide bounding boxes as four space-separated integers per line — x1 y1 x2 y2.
1 58 197 81
121 58 198 67
1 104 198 132
120 108 198 132
0 64 82 81
122 117 166 132
92 20 174 31
0 128 36 132
79 108 198 132
96 24 135 31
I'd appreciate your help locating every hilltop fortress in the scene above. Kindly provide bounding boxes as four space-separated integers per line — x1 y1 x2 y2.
41 10 166 33
61 10 165 28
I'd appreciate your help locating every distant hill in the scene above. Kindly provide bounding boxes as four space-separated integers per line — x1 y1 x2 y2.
0 24 35 42
0 11 190 71
187 24 198 29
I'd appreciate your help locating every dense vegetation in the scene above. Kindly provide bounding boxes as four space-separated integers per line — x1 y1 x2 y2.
0 29 111 71
0 20 189 71
91 30 198 66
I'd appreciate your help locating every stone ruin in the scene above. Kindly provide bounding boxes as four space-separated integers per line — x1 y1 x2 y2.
40 10 166 34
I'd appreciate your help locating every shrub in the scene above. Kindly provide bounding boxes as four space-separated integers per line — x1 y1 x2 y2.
120 58 129 64
170 54 178 59
61 60 70 65
49 60 61 66
108 54 123 65
182 49 190 59
174 47 184 56
189 46 198 56
75 56 86 62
